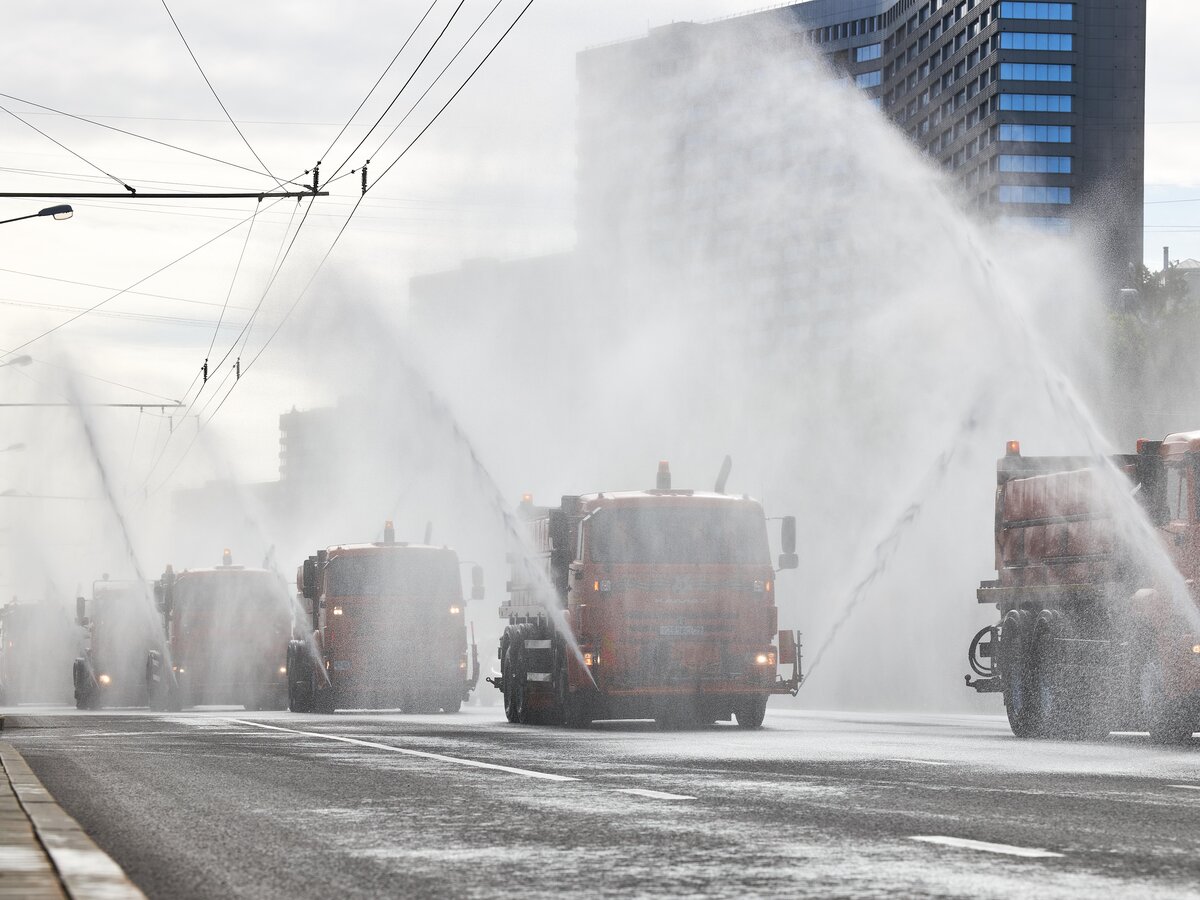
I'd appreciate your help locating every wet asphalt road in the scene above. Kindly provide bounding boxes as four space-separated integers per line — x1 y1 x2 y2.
4 704 1200 899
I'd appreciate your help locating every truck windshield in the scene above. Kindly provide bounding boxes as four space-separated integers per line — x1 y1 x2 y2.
175 573 287 618
587 505 770 565
329 552 462 600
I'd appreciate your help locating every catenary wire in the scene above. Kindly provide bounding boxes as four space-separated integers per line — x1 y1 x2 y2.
0 103 134 192
0 198 287 361
317 0 441 165
0 93 306 188
159 0 285 190
367 0 507 164
326 0 469 184
149 0 535 493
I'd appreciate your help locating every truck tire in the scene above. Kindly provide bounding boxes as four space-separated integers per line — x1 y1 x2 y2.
734 695 768 729
442 695 462 714
1139 645 1195 744
502 634 526 724
998 609 1039 738
288 643 314 713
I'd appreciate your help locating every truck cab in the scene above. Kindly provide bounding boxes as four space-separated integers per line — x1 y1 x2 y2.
495 462 801 728
287 523 481 714
148 553 292 711
72 579 160 709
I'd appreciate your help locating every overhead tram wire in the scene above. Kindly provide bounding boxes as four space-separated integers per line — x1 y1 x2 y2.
149 0 536 497
0 266 254 313
203 0 537 428
138 195 315 491
159 0 285 191
0 197 289 362
366 0 508 167
174 195 305 430
317 0 442 166
0 349 181 404
325 0 470 185
205 199 260 363
0 93 309 188
0 103 135 193
318 0 508 193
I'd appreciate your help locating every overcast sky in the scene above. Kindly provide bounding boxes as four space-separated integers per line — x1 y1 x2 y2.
0 0 1195 489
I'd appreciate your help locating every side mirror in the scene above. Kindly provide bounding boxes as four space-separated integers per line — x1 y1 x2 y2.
471 565 485 601
75 596 86 626
778 515 798 570
302 557 317 600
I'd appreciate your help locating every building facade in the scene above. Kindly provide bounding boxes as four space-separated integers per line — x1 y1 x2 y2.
577 0 1146 286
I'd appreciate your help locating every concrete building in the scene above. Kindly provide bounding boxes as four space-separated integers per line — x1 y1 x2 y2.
577 0 1146 287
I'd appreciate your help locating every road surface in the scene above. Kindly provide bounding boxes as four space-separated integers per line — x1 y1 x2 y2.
5 706 1200 898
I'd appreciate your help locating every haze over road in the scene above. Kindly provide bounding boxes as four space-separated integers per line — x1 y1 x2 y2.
7 707 1200 898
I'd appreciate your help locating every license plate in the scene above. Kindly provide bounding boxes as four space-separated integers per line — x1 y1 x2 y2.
659 625 704 637
334 660 351 671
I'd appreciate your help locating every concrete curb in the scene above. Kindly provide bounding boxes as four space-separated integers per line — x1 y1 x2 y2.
0 743 146 900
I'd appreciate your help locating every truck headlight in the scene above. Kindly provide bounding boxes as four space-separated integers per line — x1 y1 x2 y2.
98 674 112 685
332 606 343 616
279 666 287 674
449 606 461 615
754 651 776 666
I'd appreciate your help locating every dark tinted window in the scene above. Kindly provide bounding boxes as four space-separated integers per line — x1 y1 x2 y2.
587 505 769 565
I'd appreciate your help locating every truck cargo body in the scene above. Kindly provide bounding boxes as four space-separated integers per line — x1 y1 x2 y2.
149 564 292 711
966 435 1200 741
495 485 800 728
73 580 161 709
288 540 479 714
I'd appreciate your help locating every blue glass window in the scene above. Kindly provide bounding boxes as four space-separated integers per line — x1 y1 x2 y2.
856 70 882 88
998 185 1072 204
998 154 1072 173
1000 62 1073 82
998 93 1072 112
856 43 882 62
999 2 1074 20
999 32 1073 51
999 123 1072 142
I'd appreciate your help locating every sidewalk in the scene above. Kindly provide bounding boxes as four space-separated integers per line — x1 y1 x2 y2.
0 737 145 900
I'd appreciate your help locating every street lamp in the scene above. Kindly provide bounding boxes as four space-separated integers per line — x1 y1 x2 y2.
0 204 73 226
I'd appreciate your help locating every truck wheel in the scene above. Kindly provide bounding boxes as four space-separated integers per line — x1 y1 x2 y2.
998 610 1040 738
288 644 314 713
442 696 462 714
734 695 768 729
502 638 525 724
1139 647 1195 744
1031 611 1074 739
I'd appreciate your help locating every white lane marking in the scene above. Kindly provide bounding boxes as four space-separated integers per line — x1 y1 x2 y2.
887 758 950 766
909 836 1063 858
229 719 577 782
616 788 696 800
1168 784 1200 792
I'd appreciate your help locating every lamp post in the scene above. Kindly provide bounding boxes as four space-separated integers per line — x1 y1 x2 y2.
0 204 73 226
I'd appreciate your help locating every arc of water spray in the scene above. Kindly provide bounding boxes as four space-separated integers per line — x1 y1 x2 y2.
63 374 176 680
803 389 991 683
398 358 597 687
